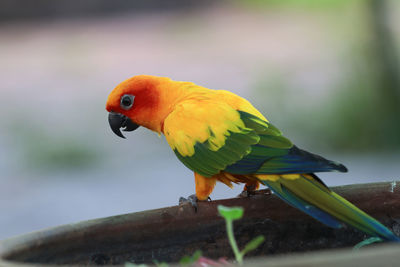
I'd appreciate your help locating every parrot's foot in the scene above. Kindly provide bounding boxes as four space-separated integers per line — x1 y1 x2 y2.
237 190 256 198
238 188 272 198
179 194 211 212
179 194 198 211
238 182 259 198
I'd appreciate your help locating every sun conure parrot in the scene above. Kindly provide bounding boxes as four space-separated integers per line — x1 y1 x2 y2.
106 75 399 242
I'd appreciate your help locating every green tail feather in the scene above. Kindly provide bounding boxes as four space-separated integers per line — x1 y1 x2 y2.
260 174 400 242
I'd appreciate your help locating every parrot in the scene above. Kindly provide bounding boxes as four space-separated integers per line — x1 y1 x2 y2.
106 75 399 242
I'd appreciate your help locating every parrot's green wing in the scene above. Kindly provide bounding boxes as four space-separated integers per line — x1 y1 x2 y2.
224 111 347 175
164 100 345 177
163 100 262 177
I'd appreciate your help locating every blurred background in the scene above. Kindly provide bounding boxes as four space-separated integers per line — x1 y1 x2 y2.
0 0 399 240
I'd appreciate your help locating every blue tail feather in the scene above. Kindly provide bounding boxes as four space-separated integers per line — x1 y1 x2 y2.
262 180 343 228
260 177 400 242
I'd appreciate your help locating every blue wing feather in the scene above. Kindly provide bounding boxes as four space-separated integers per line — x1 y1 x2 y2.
224 111 347 175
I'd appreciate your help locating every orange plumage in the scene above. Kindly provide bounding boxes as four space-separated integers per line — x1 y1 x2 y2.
106 75 400 241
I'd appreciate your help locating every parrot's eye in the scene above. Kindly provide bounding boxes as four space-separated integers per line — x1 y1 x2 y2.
120 94 134 110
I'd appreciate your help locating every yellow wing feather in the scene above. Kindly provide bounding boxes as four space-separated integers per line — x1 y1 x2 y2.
164 99 246 157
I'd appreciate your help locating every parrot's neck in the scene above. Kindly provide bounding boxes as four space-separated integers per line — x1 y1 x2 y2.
155 80 212 134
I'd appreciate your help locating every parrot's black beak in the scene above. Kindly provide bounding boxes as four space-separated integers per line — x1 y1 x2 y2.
108 112 139 139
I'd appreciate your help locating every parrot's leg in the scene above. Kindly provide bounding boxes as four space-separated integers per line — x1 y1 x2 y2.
238 180 260 197
179 173 216 211
194 172 217 201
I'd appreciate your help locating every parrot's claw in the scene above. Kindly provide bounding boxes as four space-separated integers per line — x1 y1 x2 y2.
179 195 211 212
179 194 198 211
238 188 272 198
237 190 256 198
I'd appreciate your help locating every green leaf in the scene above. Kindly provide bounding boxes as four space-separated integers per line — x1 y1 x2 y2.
179 250 202 266
353 237 383 250
179 256 192 265
241 235 265 256
191 250 202 262
218 205 244 221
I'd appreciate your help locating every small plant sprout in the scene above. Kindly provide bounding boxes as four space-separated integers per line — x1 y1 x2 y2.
353 237 383 250
179 250 202 266
218 205 265 265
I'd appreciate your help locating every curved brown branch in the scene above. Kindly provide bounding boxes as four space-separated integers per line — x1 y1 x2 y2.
1 181 399 265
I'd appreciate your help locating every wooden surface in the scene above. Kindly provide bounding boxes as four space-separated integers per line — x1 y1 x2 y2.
1 181 400 266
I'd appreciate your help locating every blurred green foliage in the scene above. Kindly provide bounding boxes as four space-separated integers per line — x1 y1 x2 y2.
24 135 100 171
236 0 353 9
179 250 202 266
325 69 400 152
249 0 400 153
9 122 100 173
252 64 400 152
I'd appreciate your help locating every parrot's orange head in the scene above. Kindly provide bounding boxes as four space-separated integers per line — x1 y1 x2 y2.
106 75 173 137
